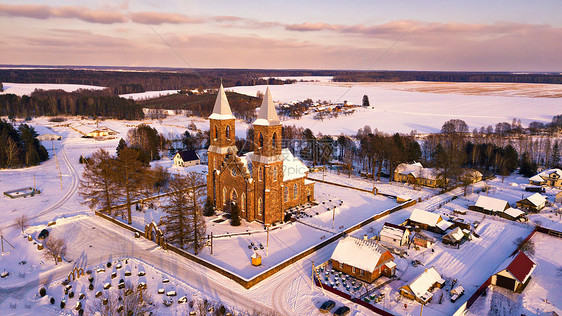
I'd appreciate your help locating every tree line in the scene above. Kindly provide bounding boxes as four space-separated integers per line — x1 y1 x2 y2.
0 120 48 168
0 89 144 120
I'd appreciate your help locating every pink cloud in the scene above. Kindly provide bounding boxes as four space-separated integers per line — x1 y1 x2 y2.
0 4 127 24
130 12 204 25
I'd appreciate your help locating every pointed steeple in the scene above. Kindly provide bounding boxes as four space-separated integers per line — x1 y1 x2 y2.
209 83 235 120
254 87 280 126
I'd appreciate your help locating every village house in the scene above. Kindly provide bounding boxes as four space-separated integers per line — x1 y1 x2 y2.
407 208 452 234
516 193 547 212
529 168 562 188
491 251 536 292
379 222 410 247
461 170 483 184
394 162 443 188
207 85 315 225
86 126 118 138
470 195 509 215
412 231 437 248
330 236 396 283
173 150 200 167
499 207 527 221
442 227 468 247
399 267 445 304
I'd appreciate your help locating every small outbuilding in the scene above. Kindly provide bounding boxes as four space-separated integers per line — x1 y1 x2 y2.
379 222 410 247
491 251 536 293
37 134 62 141
516 193 547 212
408 209 452 234
556 190 562 204
499 207 526 221
399 267 445 304
330 236 395 283
412 231 436 248
173 150 201 167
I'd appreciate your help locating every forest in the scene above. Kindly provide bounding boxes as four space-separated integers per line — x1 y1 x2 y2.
0 89 144 120
0 120 49 168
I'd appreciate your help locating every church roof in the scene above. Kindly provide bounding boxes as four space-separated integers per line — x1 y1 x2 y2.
253 87 281 126
209 83 235 120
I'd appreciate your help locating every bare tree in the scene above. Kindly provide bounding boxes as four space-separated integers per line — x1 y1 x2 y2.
43 236 67 265
79 149 119 214
513 237 535 257
185 172 206 255
14 214 29 232
89 285 155 316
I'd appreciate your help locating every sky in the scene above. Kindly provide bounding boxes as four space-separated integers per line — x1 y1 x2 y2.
0 0 561 71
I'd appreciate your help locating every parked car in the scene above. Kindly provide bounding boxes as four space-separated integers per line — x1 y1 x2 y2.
319 300 335 313
38 229 49 240
333 306 350 316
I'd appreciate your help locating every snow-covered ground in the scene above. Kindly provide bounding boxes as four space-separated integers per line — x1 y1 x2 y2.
229 81 562 134
0 82 106 96
262 76 334 82
467 233 562 316
120 90 180 100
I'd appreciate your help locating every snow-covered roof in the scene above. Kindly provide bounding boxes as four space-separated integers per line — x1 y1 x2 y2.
520 193 547 207
503 207 525 218
253 87 281 126
475 195 509 212
282 148 308 181
209 84 235 120
531 168 562 182
304 179 315 185
407 267 445 299
330 236 391 273
395 162 439 180
380 223 408 240
409 209 442 227
444 227 464 242
436 220 453 231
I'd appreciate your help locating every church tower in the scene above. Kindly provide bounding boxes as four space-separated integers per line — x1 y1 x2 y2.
207 84 237 207
252 87 283 224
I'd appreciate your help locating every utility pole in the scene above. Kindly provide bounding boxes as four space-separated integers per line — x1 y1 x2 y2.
311 260 315 290
33 174 36 191
266 225 269 256
210 232 213 255
332 207 335 229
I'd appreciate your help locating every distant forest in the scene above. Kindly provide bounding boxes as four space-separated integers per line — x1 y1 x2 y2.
0 89 144 120
140 91 261 122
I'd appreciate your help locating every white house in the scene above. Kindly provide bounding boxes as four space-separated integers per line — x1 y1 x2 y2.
173 150 200 167
380 222 410 247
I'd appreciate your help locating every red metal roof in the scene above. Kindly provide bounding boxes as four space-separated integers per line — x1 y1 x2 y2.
506 252 536 283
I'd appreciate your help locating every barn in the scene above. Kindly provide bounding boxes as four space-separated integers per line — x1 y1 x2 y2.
516 193 547 212
330 236 396 283
471 195 509 214
412 231 436 248
379 222 410 247
491 251 536 292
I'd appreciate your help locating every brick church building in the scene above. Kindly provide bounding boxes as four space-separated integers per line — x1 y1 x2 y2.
207 84 315 225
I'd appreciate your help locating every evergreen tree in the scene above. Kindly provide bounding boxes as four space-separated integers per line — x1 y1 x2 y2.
551 142 561 168
185 172 206 254
362 95 370 107
116 138 127 157
79 149 119 214
113 147 146 224
182 131 194 150
161 174 191 249
203 198 215 216
230 203 241 227
519 152 537 177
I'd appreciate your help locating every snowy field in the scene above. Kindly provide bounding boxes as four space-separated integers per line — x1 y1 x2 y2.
0 82 106 96
229 81 562 134
120 90 180 101
308 169 438 201
468 233 562 316
262 76 334 82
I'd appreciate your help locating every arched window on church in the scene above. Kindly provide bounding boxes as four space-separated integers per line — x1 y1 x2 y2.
258 167 263 181
273 166 277 182
259 133 264 148
284 187 288 202
293 184 298 200
230 188 237 204
241 193 246 213
272 132 277 149
226 125 230 139
222 187 227 206
214 126 218 139
258 197 263 214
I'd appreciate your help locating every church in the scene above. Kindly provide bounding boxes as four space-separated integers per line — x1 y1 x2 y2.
207 84 315 225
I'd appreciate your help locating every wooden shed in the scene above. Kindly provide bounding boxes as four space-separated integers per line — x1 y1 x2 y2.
491 251 536 293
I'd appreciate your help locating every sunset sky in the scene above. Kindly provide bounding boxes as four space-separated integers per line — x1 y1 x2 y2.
1 0 561 71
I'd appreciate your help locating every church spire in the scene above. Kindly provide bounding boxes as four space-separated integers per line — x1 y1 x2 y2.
254 87 280 126
209 83 235 120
